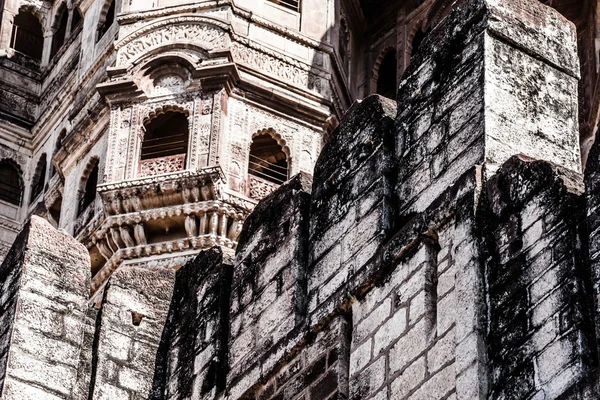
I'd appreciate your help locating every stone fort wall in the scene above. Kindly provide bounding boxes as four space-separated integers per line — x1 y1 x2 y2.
1 0 600 399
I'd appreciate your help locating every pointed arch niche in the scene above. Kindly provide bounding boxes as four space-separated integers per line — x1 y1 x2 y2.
138 106 191 178
247 128 290 200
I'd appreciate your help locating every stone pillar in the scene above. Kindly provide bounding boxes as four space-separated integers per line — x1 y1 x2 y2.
0 216 92 399
395 0 581 215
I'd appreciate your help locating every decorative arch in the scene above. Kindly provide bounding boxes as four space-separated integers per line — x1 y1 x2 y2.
97 0 116 42
371 46 397 99
10 8 44 60
50 3 69 59
251 128 291 159
138 108 190 177
0 159 24 206
114 16 230 67
78 157 100 216
248 128 290 188
142 104 190 126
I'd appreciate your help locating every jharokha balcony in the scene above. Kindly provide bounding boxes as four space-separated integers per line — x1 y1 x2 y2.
87 166 255 300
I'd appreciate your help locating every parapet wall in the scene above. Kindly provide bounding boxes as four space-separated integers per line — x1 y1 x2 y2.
0 0 598 399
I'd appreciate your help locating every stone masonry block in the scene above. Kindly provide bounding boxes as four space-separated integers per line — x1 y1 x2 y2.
0 216 91 400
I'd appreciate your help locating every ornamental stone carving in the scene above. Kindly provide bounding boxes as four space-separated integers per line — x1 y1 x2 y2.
116 18 229 66
138 154 186 177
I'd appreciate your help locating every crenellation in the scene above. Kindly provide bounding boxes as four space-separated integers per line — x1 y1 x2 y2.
1 0 600 398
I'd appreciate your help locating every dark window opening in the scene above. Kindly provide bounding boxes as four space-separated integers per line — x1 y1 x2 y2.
79 163 98 216
97 0 115 42
268 0 300 12
141 112 189 160
376 49 397 99
71 8 83 32
30 154 47 203
0 161 23 206
248 134 288 185
10 11 43 61
50 6 69 59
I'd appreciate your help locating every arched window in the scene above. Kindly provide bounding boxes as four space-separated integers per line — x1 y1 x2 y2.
10 11 43 61
0 160 24 206
376 49 397 99
248 132 288 186
50 4 68 59
97 0 115 42
139 111 189 177
78 160 99 216
71 8 83 32
30 154 47 203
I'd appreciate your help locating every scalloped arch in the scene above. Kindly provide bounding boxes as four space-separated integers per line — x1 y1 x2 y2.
252 128 291 159
143 104 190 126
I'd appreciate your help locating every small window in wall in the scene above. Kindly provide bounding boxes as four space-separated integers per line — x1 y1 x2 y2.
30 154 47 203
50 5 69 59
10 11 44 61
248 133 288 185
268 0 300 12
0 160 24 206
97 0 115 42
139 111 189 176
376 49 397 99
78 162 99 216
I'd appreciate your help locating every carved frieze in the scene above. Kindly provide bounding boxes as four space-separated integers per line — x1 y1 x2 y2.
116 18 229 66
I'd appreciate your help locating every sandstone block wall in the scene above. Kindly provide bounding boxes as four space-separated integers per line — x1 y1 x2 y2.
0 216 92 400
90 266 175 400
2 0 599 399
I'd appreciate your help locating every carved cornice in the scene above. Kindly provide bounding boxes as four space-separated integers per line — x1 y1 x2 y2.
98 166 224 193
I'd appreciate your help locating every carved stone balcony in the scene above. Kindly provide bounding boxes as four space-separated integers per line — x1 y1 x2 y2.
138 154 185 177
88 167 255 298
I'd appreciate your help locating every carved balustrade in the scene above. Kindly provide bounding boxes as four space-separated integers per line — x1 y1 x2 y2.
248 173 280 200
138 154 186 177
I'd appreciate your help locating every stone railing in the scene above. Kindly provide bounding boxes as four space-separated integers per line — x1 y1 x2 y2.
138 154 185 177
248 174 280 200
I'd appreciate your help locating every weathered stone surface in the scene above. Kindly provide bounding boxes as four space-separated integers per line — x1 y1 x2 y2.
150 246 233 400
0 216 91 399
3 0 600 399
